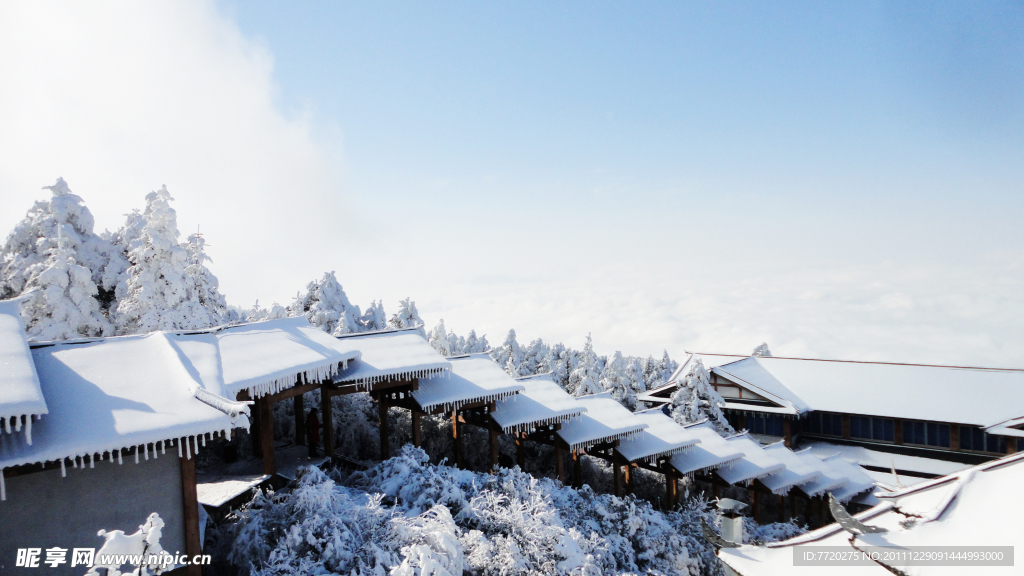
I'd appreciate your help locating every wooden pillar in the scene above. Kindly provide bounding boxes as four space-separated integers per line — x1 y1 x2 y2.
1008 438 1018 455
555 445 566 484
665 471 678 509
791 493 799 522
261 397 275 475
779 494 787 522
251 396 263 458
712 483 720 499
624 463 634 494
751 488 761 524
820 495 828 525
572 451 583 488
783 418 792 447
379 395 391 461
412 410 423 448
515 434 526 470
321 386 334 460
179 442 202 576
489 424 500 474
453 410 464 469
613 459 624 497
294 394 305 446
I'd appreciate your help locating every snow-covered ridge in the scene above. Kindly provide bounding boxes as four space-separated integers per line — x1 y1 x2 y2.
333 328 451 390
556 392 648 452
0 300 46 444
413 353 524 413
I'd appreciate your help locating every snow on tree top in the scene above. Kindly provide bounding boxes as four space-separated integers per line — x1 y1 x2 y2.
715 432 787 485
173 316 362 399
719 452 1024 576
555 391 648 452
757 442 824 495
0 299 47 441
333 327 451 389
614 408 701 463
0 331 246 474
413 353 525 413
490 373 587 434
668 421 744 476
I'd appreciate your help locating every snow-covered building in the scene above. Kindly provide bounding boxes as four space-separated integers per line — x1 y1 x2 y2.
639 352 1024 484
0 299 46 444
718 451 1024 576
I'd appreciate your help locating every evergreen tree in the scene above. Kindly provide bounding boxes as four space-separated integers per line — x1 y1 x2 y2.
492 329 524 376
567 334 603 396
388 298 425 335
667 358 734 434
181 232 228 327
428 318 452 356
360 300 388 331
752 342 772 357
290 271 362 335
600 351 632 407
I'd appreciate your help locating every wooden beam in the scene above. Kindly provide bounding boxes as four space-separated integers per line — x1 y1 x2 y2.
179 443 202 576
453 409 464 469
751 488 761 524
412 410 423 448
779 494 787 522
572 451 583 488
555 445 566 484
261 398 275 475
262 381 320 404
489 424 500 474
321 384 334 460
613 458 623 497
251 397 263 458
515 433 526 470
294 393 305 446
379 395 391 460
783 418 792 448
664 462 678 509
624 462 634 494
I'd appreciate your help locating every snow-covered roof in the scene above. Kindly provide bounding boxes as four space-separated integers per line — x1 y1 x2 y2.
715 432 786 485
668 420 744 475
757 442 822 495
615 408 700 463
0 299 46 442
332 328 451 389
556 392 648 452
983 415 1024 438
801 440 970 479
718 451 1024 576
791 450 853 498
698 353 1024 426
491 374 587 434
412 354 524 413
0 332 248 493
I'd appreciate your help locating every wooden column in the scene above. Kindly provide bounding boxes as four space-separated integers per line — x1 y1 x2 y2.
572 451 583 488
251 396 263 458
624 463 634 494
179 441 202 576
751 488 761 524
613 459 623 497
1008 438 1018 455
412 410 423 448
489 424 500 473
453 410 464 469
321 386 334 460
779 494 787 522
261 397 275 475
783 418 792 447
379 396 391 460
515 434 526 470
294 394 305 446
712 483 720 499
665 469 678 509
555 445 566 483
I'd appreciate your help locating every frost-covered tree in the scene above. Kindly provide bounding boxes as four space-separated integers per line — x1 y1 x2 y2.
360 300 388 332
492 329 525 377
541 342 571 388
668 358 734 435
290 271 363 335
428 318 452 356
521 338 548 375
389 297 425 335
752 342 772 357
180 233 228 328
115 186 200 333
568 334 603 396
600 351 632 406
1 179 118 332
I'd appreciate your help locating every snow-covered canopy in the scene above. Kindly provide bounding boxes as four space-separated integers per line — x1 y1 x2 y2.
791 450 853 498
615 408 700 464
719 452 1024 576
757 442 822 495
491 374 587 434
668 421 744 476
333 327 451 389
169 317 362 399
802 440 970 480
699 353 1024 427
0 332 248 494
715 432 786 485
556 392 648 452
0 300 46 441
413 353 525 413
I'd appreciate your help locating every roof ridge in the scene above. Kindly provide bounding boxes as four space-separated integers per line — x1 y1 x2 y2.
686 351 1024 372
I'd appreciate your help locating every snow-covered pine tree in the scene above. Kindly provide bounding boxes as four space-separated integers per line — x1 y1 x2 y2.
540 342 570 388
289 271 363 335
491 329 524 377
388 298 425 335
360 300 388 332
181 232 228 328
667 358 734 434
752 342 772 357
428 318 452 356
19 228 113 340
1 178 117 330
520 338 548 376
658 350 678 384
447 330 465 356
103 208 145 309
625 356 647 397
567 334 603 397
600 351 633 408
115 186 201 334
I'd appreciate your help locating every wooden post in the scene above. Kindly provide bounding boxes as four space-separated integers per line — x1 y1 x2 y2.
294 394 305 446
613 459 623 497
779 494 787 522
791 493 799 522
321 386 334 460
624 463 634 494
665 470 678 509
179 442 202 576
251 396 263 458
1008 437 1018 455
379 396 391 461
712 483 719 499
572 451 583 488
489 424 500 474
412 410 423 448
261 397 275 475
515 434 526 470
751 488 761 524
555 445 566 484
783 418 792 447
453 410 464 469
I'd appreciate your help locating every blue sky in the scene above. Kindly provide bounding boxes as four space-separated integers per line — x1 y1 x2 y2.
2 1 1022 365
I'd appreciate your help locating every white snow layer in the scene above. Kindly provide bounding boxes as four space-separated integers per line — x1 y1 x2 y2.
491 374 587 434
715 432 787 485
668 421 744 475
757 442 822 495
0 300 47 442
0 331 247 495
556 392 648 452
413 354 525 413
802 440 971 479
718 451 1024 576
615 408 700 463
333 328 451 389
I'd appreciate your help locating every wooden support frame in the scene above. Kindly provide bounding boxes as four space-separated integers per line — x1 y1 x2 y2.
260 397 275 475
321 383 335 461
489 423 500 474
453 409 464 469
613 456 624 497
572 450 583 488
412 410 423 448
379 395 391 460
179 444 202 576
663 461 679 510
624 462 634 494
294 394 305 446
515 433 526 470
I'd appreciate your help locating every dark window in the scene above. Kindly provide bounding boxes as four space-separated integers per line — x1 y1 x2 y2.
850 416 868 439
960 426 1007 453
851 416 894 442
748 414 785 436
801 412 843 437
1018 438 1024 452
905 421 949 447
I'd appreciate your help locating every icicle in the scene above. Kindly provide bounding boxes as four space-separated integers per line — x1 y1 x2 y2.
161 440 166 455
3 417 9 434
144 444 149 460
89 454 94 469
202 434 206 447
134 448 139 464
186 437 192 460
152 443 158 459
177 440 183 458
60 459 66 477
26 414 33 445
227 428 231 441
117 450 123 465
192 436 198 455
72 457 78 469
0 470 5 501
